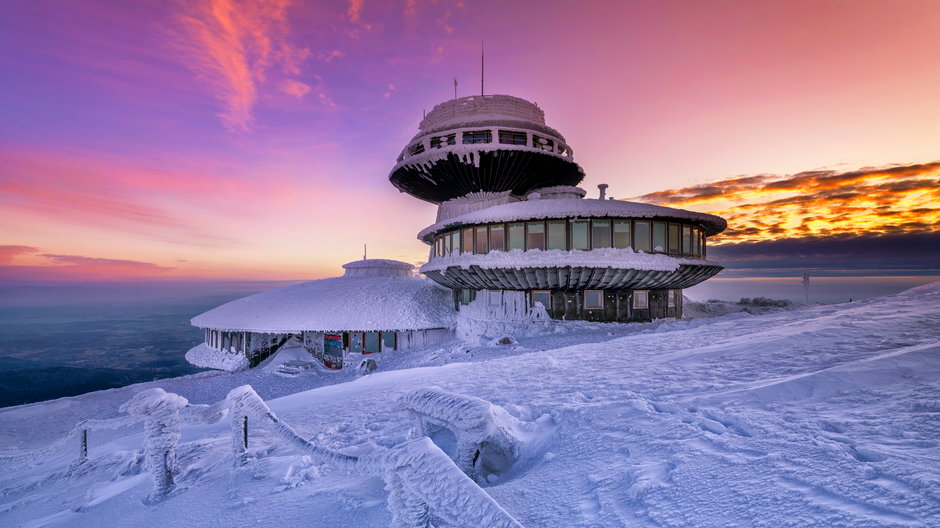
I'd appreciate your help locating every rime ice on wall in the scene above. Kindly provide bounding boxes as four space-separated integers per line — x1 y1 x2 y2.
419 95 546 131
401 388 552 485
383 437 525 528
456 290 550 343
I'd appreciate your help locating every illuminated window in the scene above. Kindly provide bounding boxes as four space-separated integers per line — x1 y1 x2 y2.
547 220 566 250
451 231 461 255
592 220 611 248
462 228 474 253
668 290 677 308
474 226 488 254
508 222 525 250
634 221 651 252
682 226 692 254
633 290 649 309
571 220 590 250
498 130 527 145
668 224 680 253
613 220 631 249
462 130 492 144
490 224 505 252
692 227 700 255
584 290 604 309
526 221 545 250
652 222 666 252
531 290 551 310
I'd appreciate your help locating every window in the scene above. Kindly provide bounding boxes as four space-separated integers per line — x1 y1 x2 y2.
451 231 461 255
462 130 492 144
571 220 590 250
498 130 527 145
382 331 397 350
526 221 546 250
364 332 381 354
692 227 700 255
668 290 677 308
613 220 631 249
547 220 566 250
508 222 525 250
701 232 706 257
682 226 692 254
634 221 651 252
430 134 456 148
490 224 505 252
592 219 611 248
445 232 453 255
584 290 604 310
460 289 475 305
462 228 474 253
488 290 502 306
474 226 488 254
532 134 554 151
668 224 680 253
348 332 363 353
633 290 649 309
652 222 666 252
531 290 551 310
408 143 425 155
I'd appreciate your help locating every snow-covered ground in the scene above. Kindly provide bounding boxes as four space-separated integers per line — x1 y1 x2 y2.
1 283 938 527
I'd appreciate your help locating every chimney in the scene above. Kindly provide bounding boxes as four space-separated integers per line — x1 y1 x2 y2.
598 184 609 200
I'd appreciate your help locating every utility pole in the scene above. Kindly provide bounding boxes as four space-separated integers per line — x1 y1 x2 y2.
802 272 810 304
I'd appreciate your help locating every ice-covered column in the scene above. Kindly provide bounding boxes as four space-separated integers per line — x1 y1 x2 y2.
119 388 189 502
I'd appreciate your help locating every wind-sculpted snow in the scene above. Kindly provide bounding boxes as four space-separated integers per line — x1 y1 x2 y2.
185 343 249 372
1 282 940 526
119 388 189 501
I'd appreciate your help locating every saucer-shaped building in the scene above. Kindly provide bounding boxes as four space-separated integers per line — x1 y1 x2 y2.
390 94 727 322
186 259 455 370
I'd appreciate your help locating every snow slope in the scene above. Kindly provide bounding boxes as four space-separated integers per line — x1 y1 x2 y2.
1 283 939 527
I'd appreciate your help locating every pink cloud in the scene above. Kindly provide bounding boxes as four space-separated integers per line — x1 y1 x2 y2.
280 78 311 98
0 253 175 282
0 245 39 265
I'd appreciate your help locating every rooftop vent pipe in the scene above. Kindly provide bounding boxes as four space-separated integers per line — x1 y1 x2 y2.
598 184 609 200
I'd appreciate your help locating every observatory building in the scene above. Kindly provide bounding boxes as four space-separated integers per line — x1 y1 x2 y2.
187 93 726 371
392 94 726 322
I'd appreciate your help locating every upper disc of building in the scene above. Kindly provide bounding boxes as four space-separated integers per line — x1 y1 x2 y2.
388 94 585 204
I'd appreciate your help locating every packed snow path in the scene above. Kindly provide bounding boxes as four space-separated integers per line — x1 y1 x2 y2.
1 283 938 526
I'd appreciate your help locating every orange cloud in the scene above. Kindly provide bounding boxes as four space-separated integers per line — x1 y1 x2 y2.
0 245 39 265
174 0 309 130
632 161 940 245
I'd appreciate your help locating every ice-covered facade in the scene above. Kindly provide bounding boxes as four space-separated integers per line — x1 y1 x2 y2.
392 94 727 322
187 259 455 370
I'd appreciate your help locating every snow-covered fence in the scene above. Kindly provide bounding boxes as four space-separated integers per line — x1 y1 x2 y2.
401 388 548 485
119 388 228 502
225 385 365 472
0 415 138 470
384 437 525 528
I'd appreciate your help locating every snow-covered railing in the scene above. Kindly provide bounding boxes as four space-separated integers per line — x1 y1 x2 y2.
402 388 550 485
0 415 138 469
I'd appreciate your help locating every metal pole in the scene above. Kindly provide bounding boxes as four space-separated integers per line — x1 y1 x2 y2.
243 415 248 450
80 429 88 463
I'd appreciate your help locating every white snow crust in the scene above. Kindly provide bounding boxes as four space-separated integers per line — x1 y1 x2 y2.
421 246 718 273
418 197 728 240
2 282 940 527
190 276 455 333
185 343 249 372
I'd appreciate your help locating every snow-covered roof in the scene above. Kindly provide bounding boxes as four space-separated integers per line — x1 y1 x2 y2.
420 247 718 274
191 275 456 333
418 198 727 241
419 95 546 131
342 259 414 278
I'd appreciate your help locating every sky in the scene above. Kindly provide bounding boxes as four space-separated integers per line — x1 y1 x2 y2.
1 0 938 282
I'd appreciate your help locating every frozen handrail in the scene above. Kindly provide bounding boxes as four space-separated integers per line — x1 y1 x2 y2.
0 415 138 469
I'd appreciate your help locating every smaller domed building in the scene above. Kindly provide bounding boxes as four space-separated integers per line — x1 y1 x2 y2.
186 259 455 371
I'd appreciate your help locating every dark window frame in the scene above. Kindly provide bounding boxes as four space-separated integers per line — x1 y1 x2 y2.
462 130 492 144
498 130 527 145
584 289 604 310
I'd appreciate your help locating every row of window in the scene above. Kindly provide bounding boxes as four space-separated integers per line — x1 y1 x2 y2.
457 289 680 310
433 218 707 258
402 128 571 160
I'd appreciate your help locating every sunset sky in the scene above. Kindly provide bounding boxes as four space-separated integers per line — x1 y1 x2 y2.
1 0 938 282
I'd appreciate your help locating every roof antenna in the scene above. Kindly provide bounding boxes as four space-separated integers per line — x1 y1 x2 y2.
454 77 458 99
363 244 367 260
480 40 485 96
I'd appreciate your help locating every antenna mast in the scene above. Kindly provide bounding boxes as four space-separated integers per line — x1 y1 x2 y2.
454 77 458 99
481 41 485 95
